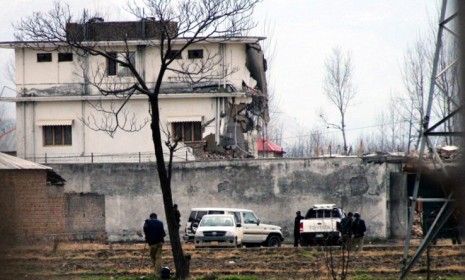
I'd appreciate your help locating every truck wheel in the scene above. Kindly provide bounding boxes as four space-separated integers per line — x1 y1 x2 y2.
267 235 282 247
300 238 308 247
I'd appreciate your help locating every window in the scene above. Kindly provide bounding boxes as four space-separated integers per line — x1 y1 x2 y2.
209 210 225 214
107 52 117 76
166 50 182 60
106 52 136 76
332 209 341 218
58 53 73 62
305 209 317 219
37 53 52 62
188 49 203 59
233 212 242 224
322 209 332 218
242 212 258 224
117 52 136 76
188 211 197 222
195 211 208 222
43 125 72 146
172 122 202 142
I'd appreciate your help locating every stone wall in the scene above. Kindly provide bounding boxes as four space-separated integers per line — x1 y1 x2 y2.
50 157 405 241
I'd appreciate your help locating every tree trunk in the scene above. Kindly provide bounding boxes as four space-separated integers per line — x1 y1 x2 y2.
341 113 348 155
149 95 189 279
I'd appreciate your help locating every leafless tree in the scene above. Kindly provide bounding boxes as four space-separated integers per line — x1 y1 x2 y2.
0 57 15 129
14 1 260 278
322 242 351 280
321 48 357 155
285 126 328 158
259 18 282 146
398 38 430 153
367 97 409 153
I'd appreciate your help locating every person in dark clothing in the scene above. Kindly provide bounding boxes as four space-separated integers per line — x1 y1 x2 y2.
351 212 366 252
173 204 181 229
143 213 166 274
338 212 353 249
450 211 463 245
294 211 304 247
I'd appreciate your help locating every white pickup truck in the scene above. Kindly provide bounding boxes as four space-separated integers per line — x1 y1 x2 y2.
299 204 345 246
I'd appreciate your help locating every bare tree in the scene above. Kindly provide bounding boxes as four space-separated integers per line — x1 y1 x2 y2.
322 241 351 280
321 48 357 155
15 1 260 278
398 36 434 154
0 57 15 129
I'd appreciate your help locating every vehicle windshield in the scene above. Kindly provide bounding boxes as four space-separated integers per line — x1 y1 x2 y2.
199 216 234 227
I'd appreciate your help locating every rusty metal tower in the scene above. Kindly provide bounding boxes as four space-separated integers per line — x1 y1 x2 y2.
400 0 461 278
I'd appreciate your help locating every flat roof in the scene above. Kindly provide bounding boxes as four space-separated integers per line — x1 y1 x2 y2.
0 36 266 49
0 91 249 102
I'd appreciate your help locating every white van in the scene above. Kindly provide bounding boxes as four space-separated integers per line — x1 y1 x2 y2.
185 207 283 247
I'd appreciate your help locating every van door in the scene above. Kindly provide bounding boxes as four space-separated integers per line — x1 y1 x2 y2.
230 211 244 242
241 211 265 243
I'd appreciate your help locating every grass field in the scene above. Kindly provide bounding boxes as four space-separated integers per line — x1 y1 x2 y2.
0 242 464 279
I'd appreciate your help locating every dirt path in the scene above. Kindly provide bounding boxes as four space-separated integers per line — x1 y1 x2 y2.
0 242 464 279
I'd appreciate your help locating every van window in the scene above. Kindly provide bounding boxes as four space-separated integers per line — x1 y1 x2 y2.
188 211 197 222
243 212 258 224
196 211 207 222
233 212 241 224
208 210 225 215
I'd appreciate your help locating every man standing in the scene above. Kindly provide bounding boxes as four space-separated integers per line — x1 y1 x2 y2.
338 212 353 249
173 204 181 229
294 211 304 247
351 212 366 252
143 213 166 274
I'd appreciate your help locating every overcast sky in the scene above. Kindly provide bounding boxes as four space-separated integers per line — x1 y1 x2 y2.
0 0 439 146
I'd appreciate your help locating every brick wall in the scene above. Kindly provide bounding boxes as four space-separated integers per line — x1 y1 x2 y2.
0 170 66 243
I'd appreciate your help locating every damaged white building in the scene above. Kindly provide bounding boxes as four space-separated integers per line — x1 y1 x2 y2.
0 19 269 162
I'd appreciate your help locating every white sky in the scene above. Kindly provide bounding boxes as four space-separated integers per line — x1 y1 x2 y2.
0 0 439 146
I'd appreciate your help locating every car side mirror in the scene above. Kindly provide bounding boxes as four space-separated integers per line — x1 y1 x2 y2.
256 219 260 225
236 223 242 228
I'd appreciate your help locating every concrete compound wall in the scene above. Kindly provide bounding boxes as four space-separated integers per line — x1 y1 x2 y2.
65 193 106 240
50 157 406 242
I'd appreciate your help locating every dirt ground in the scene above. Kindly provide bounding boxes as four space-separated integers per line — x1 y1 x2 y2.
0 240 464 280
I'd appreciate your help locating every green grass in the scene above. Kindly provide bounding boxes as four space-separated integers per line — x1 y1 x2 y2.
350 273 378 280
349 273 465 280
298 249 317 261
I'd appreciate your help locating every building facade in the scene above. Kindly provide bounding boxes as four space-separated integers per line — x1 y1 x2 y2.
1 20 269 163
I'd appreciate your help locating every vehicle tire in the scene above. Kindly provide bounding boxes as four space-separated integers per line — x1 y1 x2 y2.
267 235 282 247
